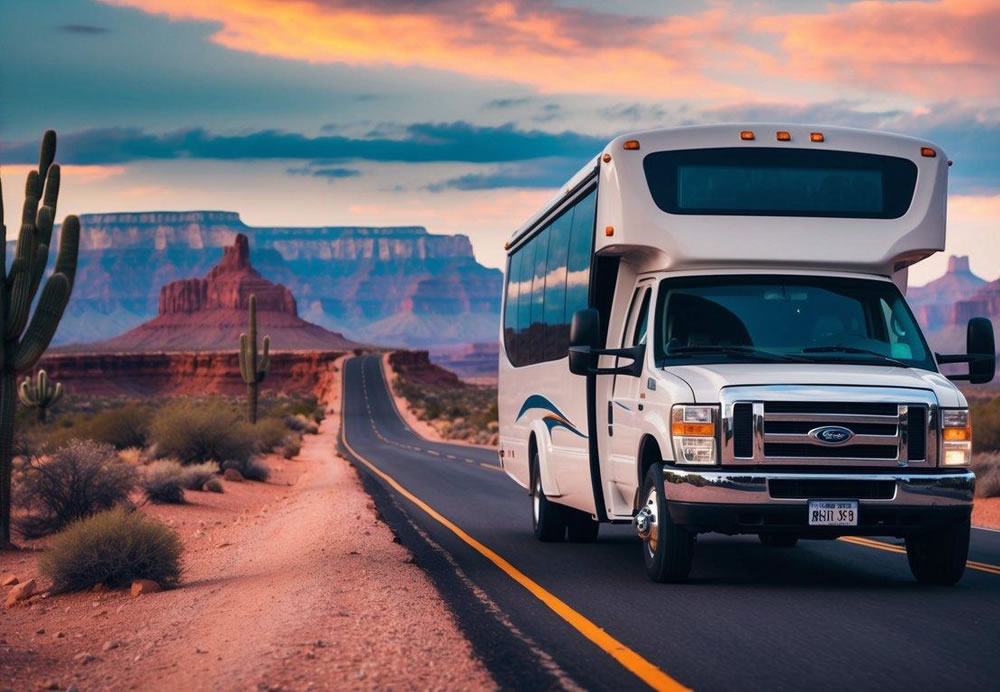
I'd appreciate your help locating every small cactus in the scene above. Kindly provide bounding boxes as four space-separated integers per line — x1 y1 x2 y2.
238 294 270 424
19 369 63 423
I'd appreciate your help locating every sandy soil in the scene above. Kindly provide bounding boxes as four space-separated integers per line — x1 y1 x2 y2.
382 353 497 451
973 497 1000 531
1 357 494 691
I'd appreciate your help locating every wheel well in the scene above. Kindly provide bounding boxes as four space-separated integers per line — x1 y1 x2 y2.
637 435 663 494
527 433 538 488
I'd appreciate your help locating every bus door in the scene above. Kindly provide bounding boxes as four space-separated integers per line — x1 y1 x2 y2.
609 285 651 485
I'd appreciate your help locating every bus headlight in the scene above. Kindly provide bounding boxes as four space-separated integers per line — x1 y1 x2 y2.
941 408 972 466
671 405 718 464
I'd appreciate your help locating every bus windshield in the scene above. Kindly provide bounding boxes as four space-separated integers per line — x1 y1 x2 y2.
643 148 917 218
654 275 936 371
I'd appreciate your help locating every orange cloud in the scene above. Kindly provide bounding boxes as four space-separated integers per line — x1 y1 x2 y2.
754 0 1000 100
100 0 749 99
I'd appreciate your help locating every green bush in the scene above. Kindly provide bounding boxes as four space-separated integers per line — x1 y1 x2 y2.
140 460 186 504
254 417 288 453
180 462 219 491
14 440 137 538
40 508 182 593
80 406 153 449
284 414 318 434
971 398 1000 453
282 436 302 459
150 400 256 464
973 453 1000 498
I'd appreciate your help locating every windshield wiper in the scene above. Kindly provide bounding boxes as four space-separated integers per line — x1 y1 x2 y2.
799 345 908 367
666 345 811 363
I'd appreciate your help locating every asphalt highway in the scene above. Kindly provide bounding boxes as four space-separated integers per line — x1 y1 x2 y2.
338 355 1000 691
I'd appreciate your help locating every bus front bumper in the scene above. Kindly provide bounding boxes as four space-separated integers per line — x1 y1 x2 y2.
662 468 974 537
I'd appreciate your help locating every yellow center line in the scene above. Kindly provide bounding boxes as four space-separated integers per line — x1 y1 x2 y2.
343 359 687 692
839 536 1000 575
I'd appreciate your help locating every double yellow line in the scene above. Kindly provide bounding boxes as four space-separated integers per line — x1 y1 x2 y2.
342 358 688 691
840 536 1000 576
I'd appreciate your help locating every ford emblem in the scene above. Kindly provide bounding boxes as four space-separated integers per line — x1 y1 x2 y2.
809 425 854 446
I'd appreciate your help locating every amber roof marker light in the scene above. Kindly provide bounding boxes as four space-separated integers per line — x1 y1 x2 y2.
605 226 615 237
810 132 825 142
623 140 640 150
921 147 937 158
776 131 791 141
740 130 755 140
602 153 612 163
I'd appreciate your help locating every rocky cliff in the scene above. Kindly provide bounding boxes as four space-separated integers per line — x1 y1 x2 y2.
908 255 1000 354
80 233 360 352
44 211 500 347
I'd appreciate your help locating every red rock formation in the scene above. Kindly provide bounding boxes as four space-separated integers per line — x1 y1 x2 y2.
84 234 361 352
909 255 986 330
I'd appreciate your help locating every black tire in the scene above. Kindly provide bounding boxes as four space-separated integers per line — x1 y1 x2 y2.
905 518 970 585
759 534 799 547
531 453 566 542
566 508 600 542
640 463 695 583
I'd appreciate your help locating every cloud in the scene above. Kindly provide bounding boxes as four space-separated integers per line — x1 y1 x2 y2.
99 0 748 99
486 97 532 109
427 157 580 191
0 122 609 166
286 165 361 182
58 24 111 34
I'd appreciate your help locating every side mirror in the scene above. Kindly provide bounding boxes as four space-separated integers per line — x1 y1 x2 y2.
568 308 600 376
937 316 996 384
568 308 646 377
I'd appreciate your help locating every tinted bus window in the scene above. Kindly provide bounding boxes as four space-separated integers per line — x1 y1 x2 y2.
543 210 571 360
515 237 535 365
643 148 917 219
503 251 520 361
566 189 596 317
529 227 550 363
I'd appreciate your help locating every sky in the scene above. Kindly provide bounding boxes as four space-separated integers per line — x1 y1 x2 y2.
1 0 998 283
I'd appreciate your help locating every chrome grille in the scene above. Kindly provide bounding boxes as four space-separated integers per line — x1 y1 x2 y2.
721 386 938 467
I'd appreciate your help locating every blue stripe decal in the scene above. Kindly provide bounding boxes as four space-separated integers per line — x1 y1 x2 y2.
516 394 587 438
613 400 631 412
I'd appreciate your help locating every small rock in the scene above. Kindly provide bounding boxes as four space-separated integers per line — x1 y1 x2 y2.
0 574 18 587
54 632 66 639
195 647 208 654
217 542 232 548
40 680 59 690
35 627 45 635
102 640 119 652
193 530 205 538
223 468 245 482
73 652 95 665
130 580 161 597
5 578 36 608
203 478 224 493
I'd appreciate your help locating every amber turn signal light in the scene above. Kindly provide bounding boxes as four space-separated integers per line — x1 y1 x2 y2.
740 130 755 140
776 131 791 141
604 226 614 237
810 132 825 142
601 153 612 163
921 147 936 157
671 422 715 437
623 140 640 150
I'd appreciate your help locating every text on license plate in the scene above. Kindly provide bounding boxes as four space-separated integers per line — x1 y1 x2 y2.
808 500 858 526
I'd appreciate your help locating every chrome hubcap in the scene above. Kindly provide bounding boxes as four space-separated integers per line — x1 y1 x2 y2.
636 487 659 557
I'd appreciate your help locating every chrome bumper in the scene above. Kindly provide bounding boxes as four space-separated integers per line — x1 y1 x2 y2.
663 469 974 507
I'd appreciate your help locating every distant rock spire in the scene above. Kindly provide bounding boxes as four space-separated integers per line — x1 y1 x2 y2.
947 255 971 274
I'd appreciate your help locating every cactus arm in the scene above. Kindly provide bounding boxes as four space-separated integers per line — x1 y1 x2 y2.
38 369 48 395
18 379 34 406
52 381 63 406
11 273 70 373
259 335 270 375
53 215 79 287
239 333 251 383
42 163 60 218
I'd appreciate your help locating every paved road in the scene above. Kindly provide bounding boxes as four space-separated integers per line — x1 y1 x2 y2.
338 355 1000 691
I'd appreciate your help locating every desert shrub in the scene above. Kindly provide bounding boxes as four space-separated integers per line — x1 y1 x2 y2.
118 447 145 466
150 400 256 464
254 417 288 453
284 414 318 434
140 460 186 504
222 457 270 482
971 397 1000 453
282 436 302 459
973 452 1000 498
81 406 153 449
180 462 219 490
40 508 182 593
202 478 224 493
14 440 136 538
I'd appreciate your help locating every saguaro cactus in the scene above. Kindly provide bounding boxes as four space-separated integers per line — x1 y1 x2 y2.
19 369 64 423
239 294 270 424
1 131 80 546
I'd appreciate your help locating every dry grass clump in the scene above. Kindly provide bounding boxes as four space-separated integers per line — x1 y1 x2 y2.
140 460 187 504
281 436 302 459
14 440 137 538
254 417 289 453
222 458 270 482
972 452 1000 498
150 400 256 464
202 478 224 493
180 462 219 490
284 414 318 434
40 508 182 593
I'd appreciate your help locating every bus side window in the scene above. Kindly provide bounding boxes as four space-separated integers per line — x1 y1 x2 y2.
503 250 520 363
543 210 572 361
515 236 535 366
566 190 596 319
529 227 551 364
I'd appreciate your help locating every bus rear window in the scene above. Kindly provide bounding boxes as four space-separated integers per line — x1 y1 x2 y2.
643 148 917 219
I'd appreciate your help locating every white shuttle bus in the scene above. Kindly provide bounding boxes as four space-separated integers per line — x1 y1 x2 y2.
497 124 995 584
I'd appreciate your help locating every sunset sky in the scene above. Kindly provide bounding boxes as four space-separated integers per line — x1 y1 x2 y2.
1 0 998 282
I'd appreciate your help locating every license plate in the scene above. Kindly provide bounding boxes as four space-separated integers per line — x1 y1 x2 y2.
808 500 858 526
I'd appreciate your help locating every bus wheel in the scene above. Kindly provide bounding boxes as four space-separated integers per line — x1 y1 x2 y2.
905 518 970 585
566 509 600 543
640 463 695 583
759 534 799 547
531 454 566 542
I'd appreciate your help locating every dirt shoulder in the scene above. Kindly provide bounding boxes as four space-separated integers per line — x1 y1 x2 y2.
382 352 497 451
1 356 494 691
973 497 1000 531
